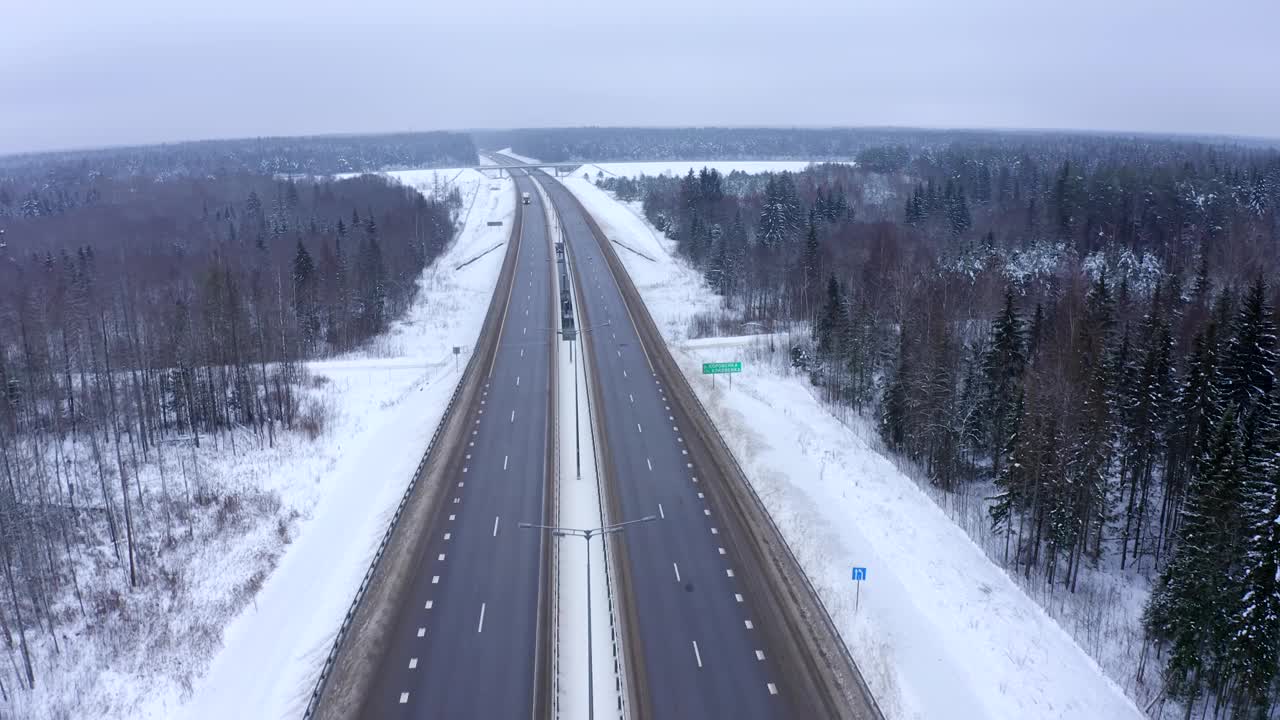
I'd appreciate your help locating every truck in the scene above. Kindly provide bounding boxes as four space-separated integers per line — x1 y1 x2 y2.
521 192 531 205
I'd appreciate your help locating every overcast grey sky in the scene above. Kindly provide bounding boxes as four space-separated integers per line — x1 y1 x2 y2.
2 0 1278 154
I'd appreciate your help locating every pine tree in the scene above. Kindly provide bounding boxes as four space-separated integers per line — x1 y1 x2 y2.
815 274 846 359
1065 273 1117 580
292 240 319 353
880 328 911 450
1219 275 1278 413
802 212 822 308
980 289 1026 475
1229 398 1280 716
948 186 972 236
758 176 788 250
1145 405 1248 702
990 387 1028 540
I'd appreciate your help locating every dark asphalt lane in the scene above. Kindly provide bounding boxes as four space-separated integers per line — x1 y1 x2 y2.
537 175 791 720
361 171 554 719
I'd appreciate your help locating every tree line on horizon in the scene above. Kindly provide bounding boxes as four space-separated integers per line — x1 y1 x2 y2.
604 135 1280 717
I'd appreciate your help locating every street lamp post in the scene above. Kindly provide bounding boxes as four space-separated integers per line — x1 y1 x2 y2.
519 516 657 720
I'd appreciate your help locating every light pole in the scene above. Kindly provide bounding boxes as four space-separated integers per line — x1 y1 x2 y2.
519 515 657 720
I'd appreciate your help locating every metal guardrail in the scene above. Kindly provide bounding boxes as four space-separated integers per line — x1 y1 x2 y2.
558 177 886 720
301 182 519 720
680 373 887 720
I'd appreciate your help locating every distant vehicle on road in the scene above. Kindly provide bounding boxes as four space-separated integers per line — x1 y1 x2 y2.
522 191 531 205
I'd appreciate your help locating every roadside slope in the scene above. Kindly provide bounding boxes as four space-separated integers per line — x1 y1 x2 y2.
561 175 1145 720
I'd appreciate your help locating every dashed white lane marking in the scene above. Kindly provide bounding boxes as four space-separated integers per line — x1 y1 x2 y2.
711 527 718 535
400 692 409 704
477 603 487 633
449 514 456 521
756 650 766 660
504 455 509 470
637 423 643 434
718 547 725 555
493 516 501 536
454 497 461 503
511 410 516 423
727 569 735 578
516 375 521 386
704 509 711 516
658 503 665 519
444 533 451 540
647 458 653 471
438 553 446 561
409 658 419 669
617 350 622 357
458 481 465 487
629 393 634 403
425 600 434 609
665 405 670 410
417 627 426 637
698 492 705 499
735 593 744 603
623 369 628 378
521 348 525 357
692 641 703 668
744 619 753 629
673 563 681 582
523 327 527 335
432 575 440 584
767 683 778 695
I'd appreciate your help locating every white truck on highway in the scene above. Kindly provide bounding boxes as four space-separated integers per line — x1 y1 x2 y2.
521 191 531 205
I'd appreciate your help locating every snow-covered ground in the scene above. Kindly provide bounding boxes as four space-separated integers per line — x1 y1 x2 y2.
182 176 514 719
560 175 1146 720
19 172 514 720
489 148 814 180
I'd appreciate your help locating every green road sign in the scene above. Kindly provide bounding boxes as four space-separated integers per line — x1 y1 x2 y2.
702 361 742 375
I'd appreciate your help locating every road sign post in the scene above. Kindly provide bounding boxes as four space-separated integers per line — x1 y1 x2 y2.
453 346 461 372
701 361 742 387
852 566 867 612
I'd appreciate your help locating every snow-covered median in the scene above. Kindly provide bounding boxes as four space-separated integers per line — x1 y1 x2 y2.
559 175 1145 720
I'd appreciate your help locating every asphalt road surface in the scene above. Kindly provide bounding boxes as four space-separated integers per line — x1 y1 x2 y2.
537 173 793 719
360 171 554 719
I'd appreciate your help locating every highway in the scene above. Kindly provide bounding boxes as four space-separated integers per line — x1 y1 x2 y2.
533 171 794 719
359 170 555 718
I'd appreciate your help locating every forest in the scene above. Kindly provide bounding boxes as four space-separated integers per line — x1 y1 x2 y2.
0 130 477 190
483 125 1279 165
0 162 458 696
601 135 1280 718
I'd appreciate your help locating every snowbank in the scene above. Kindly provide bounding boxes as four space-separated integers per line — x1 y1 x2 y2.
560 175 1145 720
0 174 515 720
180 174 514 719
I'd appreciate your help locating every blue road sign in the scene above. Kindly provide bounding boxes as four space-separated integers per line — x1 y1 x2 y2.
852 567 867 581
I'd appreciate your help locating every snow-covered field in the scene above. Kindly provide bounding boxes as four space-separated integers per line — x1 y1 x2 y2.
581 160 814 179
560 175 1146 720
20 172 514 720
